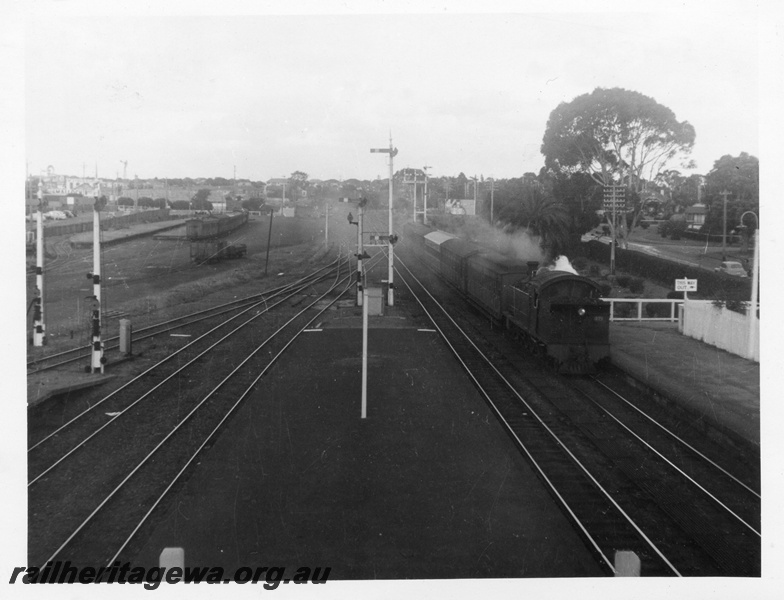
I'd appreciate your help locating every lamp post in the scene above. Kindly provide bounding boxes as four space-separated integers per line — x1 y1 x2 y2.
739 211 758 254
738 211 760 360
370 137 398 306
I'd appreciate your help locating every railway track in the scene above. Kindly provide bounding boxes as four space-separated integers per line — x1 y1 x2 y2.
27 258 343 373
394 251 760 576
27 251 383 568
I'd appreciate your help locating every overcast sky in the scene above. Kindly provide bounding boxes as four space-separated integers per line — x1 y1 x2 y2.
20 2 768 183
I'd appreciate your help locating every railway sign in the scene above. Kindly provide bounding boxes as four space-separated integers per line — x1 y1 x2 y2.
365 233 398 246
675 278 697 292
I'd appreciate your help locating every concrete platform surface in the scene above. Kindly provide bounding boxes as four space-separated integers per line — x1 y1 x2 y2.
129 321 604 578
69 219 185 247
27 369 115 407
609 322 760 450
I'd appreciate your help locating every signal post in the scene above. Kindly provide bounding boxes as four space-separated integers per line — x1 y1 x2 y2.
32 182 45 346
87 194 107 373
344 197 369 306
370 137 398 306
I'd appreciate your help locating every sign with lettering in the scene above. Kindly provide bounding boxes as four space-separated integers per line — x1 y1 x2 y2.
675 278 697 292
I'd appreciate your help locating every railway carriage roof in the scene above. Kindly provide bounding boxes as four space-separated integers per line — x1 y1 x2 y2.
424 230 456 246
440 237 482 257
469 250 529 274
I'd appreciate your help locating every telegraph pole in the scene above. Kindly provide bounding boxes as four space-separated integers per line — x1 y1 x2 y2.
720 189 732 257
324 202 329 245
489 177 495 224
370 136 398 306
604 184 625 276
423 166 431 225
264 207 274 277
32 181 45 346
611 186 617 275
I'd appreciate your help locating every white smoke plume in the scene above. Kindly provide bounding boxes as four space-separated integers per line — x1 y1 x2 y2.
434 216 544 262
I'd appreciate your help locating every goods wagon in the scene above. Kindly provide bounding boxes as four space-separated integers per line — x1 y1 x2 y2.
186 211 249 240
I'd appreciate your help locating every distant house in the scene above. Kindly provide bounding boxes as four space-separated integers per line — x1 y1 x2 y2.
446 199 476 216
71 183 98 196
684 203 707 230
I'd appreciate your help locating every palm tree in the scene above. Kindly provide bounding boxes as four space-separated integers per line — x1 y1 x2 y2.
498 186 571 256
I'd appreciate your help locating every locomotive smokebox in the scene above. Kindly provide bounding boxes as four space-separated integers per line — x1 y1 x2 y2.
526 261 540 277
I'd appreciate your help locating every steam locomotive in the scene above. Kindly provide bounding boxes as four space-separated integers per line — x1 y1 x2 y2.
403 222 610 373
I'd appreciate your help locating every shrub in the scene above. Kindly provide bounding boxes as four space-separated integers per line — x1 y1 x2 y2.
628 277 645 294
616 274 631 288
640 220 650 229
599 283 612 297
589 265 600 276
670 220 688 240
613 302 633 318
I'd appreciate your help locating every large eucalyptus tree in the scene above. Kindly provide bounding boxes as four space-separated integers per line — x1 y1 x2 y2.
541 88 695 244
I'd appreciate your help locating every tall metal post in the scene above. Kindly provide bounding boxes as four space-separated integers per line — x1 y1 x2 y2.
90 195 104 373
33 181 45 346
325 202 329 245
370 137 398 306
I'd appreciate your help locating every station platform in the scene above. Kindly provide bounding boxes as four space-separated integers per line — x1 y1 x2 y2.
27 368 116 408
608 322 760 452
69 219 185 248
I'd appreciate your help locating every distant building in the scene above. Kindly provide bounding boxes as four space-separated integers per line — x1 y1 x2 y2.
684 203 707 231
446 199 476 216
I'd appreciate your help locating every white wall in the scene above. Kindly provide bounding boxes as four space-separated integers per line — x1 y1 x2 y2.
680 299 759 362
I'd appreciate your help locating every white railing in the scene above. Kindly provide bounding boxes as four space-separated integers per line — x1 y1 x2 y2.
601 298 684 322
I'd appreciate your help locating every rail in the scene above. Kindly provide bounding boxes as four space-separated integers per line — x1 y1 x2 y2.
601 298 683 322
